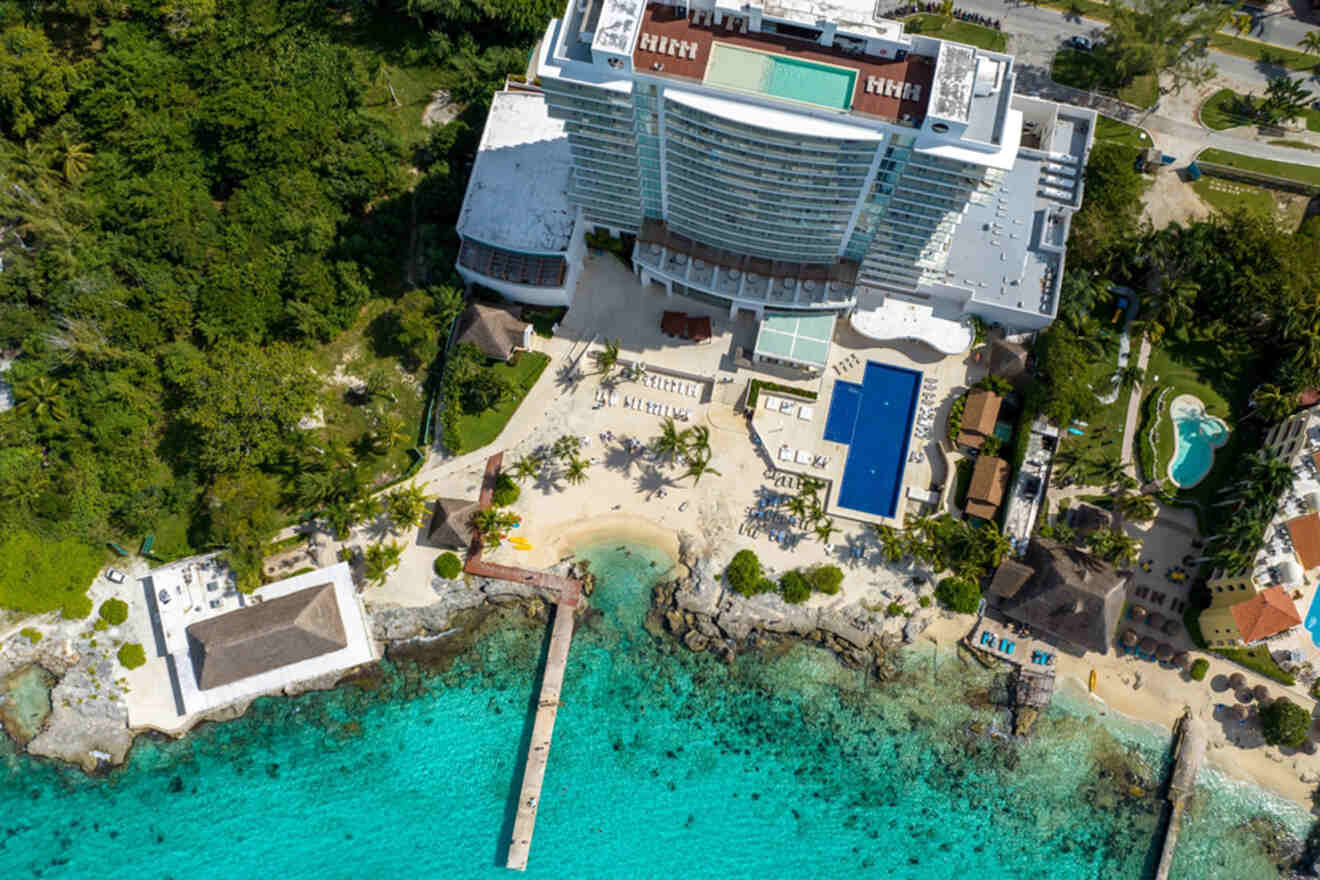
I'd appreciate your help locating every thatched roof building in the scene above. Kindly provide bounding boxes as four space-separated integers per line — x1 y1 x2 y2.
455 302 532 361
427 497 481 549
989 539 1129 655
965 455 1010 521
956 390 1002 451
185 584 347 690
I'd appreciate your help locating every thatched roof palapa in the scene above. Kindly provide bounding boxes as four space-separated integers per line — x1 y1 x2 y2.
994 540 1129 656
1229 672 1247 689
1121 630 1140 647
1172 651 1189 668
1139 637 1157 654
1130 605 1148 621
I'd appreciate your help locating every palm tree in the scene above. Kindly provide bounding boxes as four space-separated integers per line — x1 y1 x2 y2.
683 425 711 464
786 495 809 520
683 456 721 484
814 518 838 544
1089 455 1129 488
979 526 1014 568
650 418 687 462
592 338 621 377
363 541 403 587
295 468 340 508
386 484 430 532
350 495 381 526
1114 364 1144 392
14 375 67 422
56 133 92 184
510 455 540 483
1111 487 1157 523
564 456 589 485
1300 32 1320 54
324 499 355 540
1250 384 1296 425
552 434 581 462
870 523 906 563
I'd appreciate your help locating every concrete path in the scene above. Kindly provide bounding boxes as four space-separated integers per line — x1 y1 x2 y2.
1119 335 1153 474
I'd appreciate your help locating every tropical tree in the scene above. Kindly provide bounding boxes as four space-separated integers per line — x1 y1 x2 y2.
564 456 590 485
682 455 721 485
1250 384 1296 424
814 518 838 544
683 425 711 464
55 132 91 184
470 508 521 547
650 418 688 462
510 454 541 483
13 375 67 422
1257 75 1314 126
552 434 581 462
870 523 906 563
295 468 341 508
592 338 621 377
1300 31 1320 55
786 495 810 520
324 499 355 540
1087 527 1140 566
385 484 430 532
1089 455 1129 487
1113 364 1145 392
350 495 382 527
363 541 403 587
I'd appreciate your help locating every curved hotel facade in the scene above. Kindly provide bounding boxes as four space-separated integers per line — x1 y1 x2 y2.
457 0 1094 348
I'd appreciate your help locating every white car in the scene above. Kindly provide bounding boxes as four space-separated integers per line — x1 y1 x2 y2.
105 568 126 584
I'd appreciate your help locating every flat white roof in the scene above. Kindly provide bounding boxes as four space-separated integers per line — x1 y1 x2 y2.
664 88 887 141
761 0 905 40
458 90 576 254
850 295 973 355
593 0 645 55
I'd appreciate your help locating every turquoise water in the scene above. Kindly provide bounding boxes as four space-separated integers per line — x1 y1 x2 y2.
1170 403 1229 488
0 542 1307 878
706 44 855 110
1305 586 1320 647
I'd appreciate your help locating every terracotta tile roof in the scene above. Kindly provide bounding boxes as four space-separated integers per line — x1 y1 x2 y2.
957 389 1002 449
965 455 1009 520
1287 513 1320 570
1229 585 1301 644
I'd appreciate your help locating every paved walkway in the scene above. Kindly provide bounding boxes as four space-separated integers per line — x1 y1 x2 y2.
1119 335 1154 475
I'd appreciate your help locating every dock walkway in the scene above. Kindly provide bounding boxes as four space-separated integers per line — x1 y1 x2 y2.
463 452 583 871
1155 713 1207 880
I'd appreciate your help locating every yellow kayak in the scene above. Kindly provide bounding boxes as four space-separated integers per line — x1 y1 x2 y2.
1089 669 1097 693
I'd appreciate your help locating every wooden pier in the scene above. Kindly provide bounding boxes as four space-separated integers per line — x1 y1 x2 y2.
463 452 584 872
1155 712 1207 880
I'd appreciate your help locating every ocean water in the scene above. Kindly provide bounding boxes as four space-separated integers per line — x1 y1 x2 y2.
0 541 1309 879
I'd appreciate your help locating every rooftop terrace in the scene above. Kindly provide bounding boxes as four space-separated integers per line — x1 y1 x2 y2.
633 3 933 124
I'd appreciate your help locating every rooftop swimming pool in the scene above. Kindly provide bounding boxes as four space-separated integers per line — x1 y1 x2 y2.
1168 394 1229 489
823 362 921 519
705 43 857 111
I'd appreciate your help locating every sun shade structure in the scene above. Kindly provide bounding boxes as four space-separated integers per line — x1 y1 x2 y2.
185 584 347 691
991 539 1128 655
964 455 1010 521
428 498 481 549
753 312 835 372
455 303 533 361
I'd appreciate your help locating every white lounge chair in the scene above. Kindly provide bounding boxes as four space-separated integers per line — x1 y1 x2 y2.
779 447 792 462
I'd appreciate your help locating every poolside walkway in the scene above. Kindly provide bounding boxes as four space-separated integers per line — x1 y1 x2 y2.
1119 335 1153 476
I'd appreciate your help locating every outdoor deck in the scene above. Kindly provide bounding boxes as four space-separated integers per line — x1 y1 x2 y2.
463 452 583 871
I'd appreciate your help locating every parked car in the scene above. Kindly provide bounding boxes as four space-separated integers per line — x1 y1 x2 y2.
1066 35 1093 50
105 568 126 584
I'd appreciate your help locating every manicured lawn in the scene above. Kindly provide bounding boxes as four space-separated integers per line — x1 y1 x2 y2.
1095 115 1151 151
1209 33 1320 75
1051 49 1156 109
903 15 1007 52
450 352 551 453
1200 87 1320 132
1197 148 1320 186
1190 177 1308 231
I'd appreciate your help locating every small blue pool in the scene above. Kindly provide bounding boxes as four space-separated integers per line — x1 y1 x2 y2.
1168 394 1229 488
823 362 921 519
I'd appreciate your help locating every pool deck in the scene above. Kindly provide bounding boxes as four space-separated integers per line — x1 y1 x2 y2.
632 3 934 124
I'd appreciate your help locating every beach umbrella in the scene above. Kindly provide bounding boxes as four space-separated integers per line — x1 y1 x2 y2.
1173 651 1189 669
1131 605 1148 621
1253 684 1269 702
1147 613 1165 630
1156 643 1173 661
1232 705 1249 721
1229 672 1247 690
1239 688 1254 703
1140 637 1157 654
1122 630 1140 648
1162 619 1180 636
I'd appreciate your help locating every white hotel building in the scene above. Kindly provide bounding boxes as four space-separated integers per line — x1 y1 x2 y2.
456 0 1094 352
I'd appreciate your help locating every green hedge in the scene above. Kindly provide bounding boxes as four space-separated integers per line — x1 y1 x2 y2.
1216 646 1296 686
434 552 462 579
98 599 129 626
1189 658 1209 681
747 379 818 410
117 643 147 669
946 393 967 446
19 627 42 644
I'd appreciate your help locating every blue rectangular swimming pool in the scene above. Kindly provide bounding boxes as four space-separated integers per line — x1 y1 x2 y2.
824 362 921 519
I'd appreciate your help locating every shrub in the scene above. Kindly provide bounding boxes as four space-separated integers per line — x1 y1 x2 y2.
981 436 1002 457
918 595 931 608
117 643 147 670
935 576 981 614
94 619 108 632
1261 698 1309 748
492 473 520 507
807 565 843 595
779 570 811 604
1189 658 1209 681
99 598 129 626
19 627 41 644
0 531 101 619
886 601 905 617
434 552 462 579
946 394 967 446
725 549 764 596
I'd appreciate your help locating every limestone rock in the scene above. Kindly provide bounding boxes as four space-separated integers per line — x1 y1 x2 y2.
715 611 754 642
675 558 724 618
683 630 709 653
817 608 871 648
694 616 722 640
742 593 817 635
664 609 686 634
903 608 935 643
1013 707 1039 736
